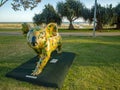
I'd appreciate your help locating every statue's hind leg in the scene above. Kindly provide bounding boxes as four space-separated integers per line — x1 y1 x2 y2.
57 41 62 54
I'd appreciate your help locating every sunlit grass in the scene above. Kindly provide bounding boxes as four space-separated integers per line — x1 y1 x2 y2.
62 36 120 89
0 36 120 90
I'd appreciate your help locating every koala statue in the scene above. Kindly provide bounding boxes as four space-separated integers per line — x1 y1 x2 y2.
22 23 62 76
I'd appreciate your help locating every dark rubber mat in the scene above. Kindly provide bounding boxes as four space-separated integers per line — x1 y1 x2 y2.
6 51 76 88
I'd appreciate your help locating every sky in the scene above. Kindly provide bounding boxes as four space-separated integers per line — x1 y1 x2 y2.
0 0 119 22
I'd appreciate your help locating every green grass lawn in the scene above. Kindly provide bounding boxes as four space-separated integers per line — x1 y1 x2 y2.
0 35 120 90
0 28 21 32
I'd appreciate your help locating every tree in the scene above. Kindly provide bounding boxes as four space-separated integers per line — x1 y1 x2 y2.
33 13 45 25
90 4 113 30
0 0 41 11
103 4 113 25
57 0 84 30
112 3 120 29
81 7 91 23
33 4 61 25
0 0 8 7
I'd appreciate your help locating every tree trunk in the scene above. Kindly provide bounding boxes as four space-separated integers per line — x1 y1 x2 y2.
116 17 120 29
69 21 74 30
96 21 103 31
116 23 120 29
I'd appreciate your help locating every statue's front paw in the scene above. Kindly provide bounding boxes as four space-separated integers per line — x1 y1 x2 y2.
31 68 42 76
57 50 62 54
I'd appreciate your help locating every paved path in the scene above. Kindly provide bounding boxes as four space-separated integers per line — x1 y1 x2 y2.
0 31 120 36
60 32 120 36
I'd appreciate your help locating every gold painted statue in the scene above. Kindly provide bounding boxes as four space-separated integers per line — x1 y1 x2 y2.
22 23 62 76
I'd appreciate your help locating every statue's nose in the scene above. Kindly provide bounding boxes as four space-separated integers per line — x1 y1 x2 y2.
32 36 37 46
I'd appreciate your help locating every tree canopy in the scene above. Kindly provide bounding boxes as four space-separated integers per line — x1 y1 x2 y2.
112 3 120 29
90 4 110 30
33 4 61 25
57 0 84 29
88 3 120 30
0 0 41 11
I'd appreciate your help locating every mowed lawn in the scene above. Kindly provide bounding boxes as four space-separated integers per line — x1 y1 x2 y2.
0 35 120 90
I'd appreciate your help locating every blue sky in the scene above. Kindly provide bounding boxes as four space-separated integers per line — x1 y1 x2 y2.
0 0 119 22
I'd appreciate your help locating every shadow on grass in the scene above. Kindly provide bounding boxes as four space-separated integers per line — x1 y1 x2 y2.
63 39 120 67
78 44 119 66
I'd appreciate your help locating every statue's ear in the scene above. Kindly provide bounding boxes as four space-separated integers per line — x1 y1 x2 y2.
52 23 58 36
45 23 58 36
45 23 51 34
21 23 30 35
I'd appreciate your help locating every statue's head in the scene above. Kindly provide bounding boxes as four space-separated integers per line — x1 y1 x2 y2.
23 23 58 49
27 29 45 48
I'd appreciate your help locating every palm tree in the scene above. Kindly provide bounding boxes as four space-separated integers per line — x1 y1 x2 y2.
33 4 61 25
112 3 120 29
89 4 113 30
57 0 84 30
